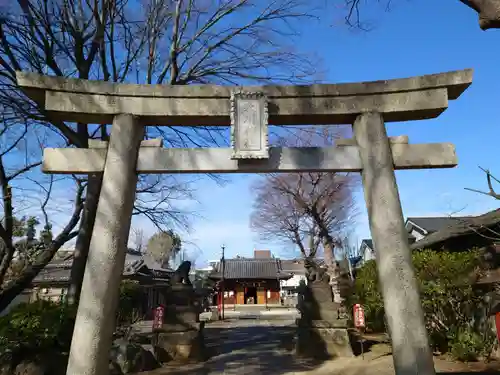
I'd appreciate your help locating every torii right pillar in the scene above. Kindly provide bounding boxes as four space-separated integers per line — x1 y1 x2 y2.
354 111 435 375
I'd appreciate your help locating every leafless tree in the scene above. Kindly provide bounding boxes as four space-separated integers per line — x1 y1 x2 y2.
131 228 146 253
251 127 359 272
0 121 84 311
341 0 500 30
0 0 320 304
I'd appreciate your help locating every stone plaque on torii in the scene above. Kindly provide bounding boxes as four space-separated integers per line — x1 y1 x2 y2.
17 69 473 375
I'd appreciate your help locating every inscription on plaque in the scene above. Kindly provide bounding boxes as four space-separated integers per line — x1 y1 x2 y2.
230 92 269 159
237 99 261 151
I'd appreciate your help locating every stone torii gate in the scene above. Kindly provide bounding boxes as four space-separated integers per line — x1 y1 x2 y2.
17 69 472 375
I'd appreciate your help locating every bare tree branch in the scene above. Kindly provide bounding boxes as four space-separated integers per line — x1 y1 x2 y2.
465 166 500 200
0 0 320 307
251 126 359 266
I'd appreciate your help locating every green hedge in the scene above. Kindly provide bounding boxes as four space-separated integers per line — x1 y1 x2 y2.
116 280 143 326
347 249 497 361
0 280 144 364
0 300 76 362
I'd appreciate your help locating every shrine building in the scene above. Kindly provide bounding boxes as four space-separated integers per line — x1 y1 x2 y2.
209 250 292 306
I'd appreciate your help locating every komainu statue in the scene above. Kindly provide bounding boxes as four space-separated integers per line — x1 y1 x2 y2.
304 256 330 284
171 260 192 285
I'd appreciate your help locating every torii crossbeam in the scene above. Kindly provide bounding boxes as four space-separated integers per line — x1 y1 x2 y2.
17 68 473 375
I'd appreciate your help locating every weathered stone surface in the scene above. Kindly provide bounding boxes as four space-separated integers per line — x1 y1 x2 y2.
156 330 207 363
354 112 435 375
24 67 473 375
88 137 163 149
166 284 198 305
13 361 45 375
160 320 203 333
336 135 409 146
230 91 269 159
295 269 353 360
16 68 472 100
65 115 145 375
109 340 160 374
296 323 353 359
154 282 207 363
17 69 474 126
43 142 458 174
36 88 450 125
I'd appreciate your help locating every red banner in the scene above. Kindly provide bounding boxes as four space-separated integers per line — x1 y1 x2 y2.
353 303 365 328
152 305 164 331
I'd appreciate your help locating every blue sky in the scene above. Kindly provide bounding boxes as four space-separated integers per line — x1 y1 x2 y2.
25 1 499 267
170 1 500 266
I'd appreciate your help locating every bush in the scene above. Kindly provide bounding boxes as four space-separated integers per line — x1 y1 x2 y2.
0 280 144 365
345 260 386 332
450 327 495 362
348 249 495 360
0 300 76 362
117 280 143 326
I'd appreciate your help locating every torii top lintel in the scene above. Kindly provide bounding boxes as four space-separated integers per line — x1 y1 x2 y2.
15 69 473 126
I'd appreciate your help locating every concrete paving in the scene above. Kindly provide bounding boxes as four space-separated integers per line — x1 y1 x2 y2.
140 319 320 375
205 306 300 321
137 318 500 375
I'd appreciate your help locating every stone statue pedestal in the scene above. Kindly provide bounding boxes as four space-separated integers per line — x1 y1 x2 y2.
295 281 353 359
295 318 353 359
154 285 206 363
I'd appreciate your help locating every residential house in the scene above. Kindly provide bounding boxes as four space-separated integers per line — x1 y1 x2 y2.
410 209 500 285
359 239 375 265
209 250 292 305
357 209 500 286
405 216 472 241
358 230 417 267
29 248 174 318
279 259 308 297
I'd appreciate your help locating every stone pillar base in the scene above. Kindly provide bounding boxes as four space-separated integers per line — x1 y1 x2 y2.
155 329 206 363
295 320 353 359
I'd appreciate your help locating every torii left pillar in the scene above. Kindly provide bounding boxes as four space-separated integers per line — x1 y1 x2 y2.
66 114 144 375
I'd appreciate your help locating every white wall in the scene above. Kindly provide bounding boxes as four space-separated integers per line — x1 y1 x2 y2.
280 274 306 289
362 247 376 264
409 229 426 241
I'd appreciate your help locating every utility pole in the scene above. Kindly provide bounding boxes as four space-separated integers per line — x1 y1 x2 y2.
221 244 226 320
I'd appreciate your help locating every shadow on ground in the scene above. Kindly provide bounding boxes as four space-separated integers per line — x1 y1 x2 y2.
203 325 325 375
139 323 500 375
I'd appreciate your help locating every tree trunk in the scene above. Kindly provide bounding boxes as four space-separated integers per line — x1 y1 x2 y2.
67 174 103 304
310 211 341 302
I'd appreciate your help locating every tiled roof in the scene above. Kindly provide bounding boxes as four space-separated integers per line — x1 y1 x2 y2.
33 262 72 283
360 239 373 250
406 216 472 234
211 258 292 280
33 249 174 284
411 209 500 250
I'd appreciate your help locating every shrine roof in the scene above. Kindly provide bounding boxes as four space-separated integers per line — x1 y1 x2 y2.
209 258 292 280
